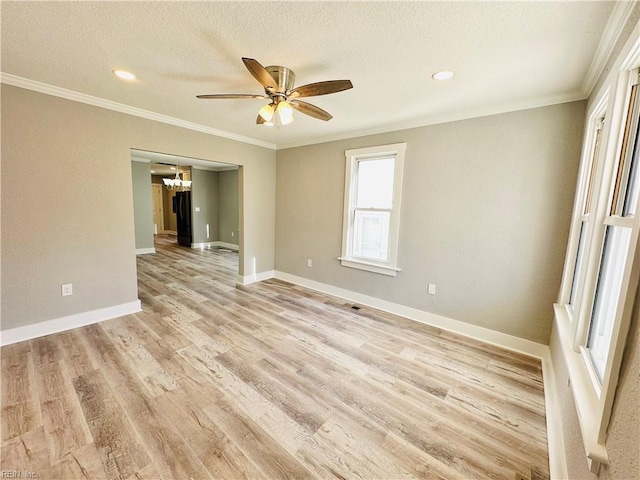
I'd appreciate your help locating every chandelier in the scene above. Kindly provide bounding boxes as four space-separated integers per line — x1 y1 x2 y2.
162 167 191 190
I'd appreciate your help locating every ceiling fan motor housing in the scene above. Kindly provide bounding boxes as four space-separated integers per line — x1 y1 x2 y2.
265 66 295 95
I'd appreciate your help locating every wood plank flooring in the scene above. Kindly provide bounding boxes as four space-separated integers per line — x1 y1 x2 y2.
1 235 549 479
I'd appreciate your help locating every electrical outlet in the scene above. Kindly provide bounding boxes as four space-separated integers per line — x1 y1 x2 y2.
307 259 313 267
427 283 436 295
231 231 234 237
61 283 73 296
195 206 201 212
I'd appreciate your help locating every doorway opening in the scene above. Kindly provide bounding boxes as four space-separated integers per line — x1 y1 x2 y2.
131 149 241 286
149 163 192 244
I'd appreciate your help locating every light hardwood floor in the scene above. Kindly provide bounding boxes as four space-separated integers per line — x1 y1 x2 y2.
1 235 549 479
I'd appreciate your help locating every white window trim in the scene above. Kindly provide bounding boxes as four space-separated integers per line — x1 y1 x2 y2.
554 27 640 475
561 99 608 321
339 143 406 276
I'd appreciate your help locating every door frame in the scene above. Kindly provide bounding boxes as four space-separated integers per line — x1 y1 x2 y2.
151 183 164 234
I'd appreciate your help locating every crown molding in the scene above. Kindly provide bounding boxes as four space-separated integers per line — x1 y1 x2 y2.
582 0 637 96
277 90 588 150
0 72 590 152
0 73 277 150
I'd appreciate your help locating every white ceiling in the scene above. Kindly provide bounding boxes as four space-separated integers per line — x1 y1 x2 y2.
0 1 626 150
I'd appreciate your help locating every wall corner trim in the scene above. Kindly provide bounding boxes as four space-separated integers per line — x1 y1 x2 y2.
270 270 567 479
236 270 274 286
0 300 142 346
135 247 156 255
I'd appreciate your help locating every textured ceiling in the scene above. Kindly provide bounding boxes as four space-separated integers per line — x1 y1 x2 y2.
1 1 618 149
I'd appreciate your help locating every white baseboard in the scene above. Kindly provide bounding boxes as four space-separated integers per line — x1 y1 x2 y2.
270 270 566 479
215 241 240 251
191 241 239 251
273 271 546 356
135 247 156 255
0 300 142 346
237 270 275 286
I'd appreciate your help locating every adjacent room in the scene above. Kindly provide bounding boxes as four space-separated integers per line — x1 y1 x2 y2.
1 2 639 479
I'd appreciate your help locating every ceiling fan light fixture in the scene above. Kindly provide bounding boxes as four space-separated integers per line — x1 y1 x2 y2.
277 101 294 125
258 103 275 121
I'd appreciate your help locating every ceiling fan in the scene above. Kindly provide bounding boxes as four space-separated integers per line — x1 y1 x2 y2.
197 57 353 126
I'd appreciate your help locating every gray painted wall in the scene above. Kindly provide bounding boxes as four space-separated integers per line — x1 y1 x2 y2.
218 169 239 245
131 161 154 250
191 169 219 244
1 84 275 331
275 102 585 344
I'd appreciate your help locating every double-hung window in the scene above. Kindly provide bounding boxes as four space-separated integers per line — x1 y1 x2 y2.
569 118 603 310
555 62 640 474
340 143 406 276
587 80 639 380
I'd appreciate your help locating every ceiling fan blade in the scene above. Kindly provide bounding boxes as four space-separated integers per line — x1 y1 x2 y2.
242 57 277 91
288 80 353 98
290 100 333 121
197 94 267 99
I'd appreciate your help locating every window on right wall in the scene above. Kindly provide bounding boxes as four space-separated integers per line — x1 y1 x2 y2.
587 83 638 378
556 62 640 474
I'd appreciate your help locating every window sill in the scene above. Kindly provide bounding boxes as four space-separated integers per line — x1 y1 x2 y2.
553 303 608 473
337 257 401 277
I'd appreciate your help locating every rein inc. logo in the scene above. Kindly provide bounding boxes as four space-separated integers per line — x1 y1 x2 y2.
1 472 37 478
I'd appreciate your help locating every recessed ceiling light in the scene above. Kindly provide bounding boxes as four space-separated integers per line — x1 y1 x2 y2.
432 70 454 81
112 69 136 81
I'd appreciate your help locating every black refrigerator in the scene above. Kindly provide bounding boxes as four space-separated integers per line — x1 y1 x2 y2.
175 191 192 247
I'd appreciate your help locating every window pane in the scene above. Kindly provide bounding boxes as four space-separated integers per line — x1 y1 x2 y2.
584 127 602 215
622 116 640 216
587 226 632 380
611 84 638 215
356 158 395 209
570 221 588 308
352 210 390 261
